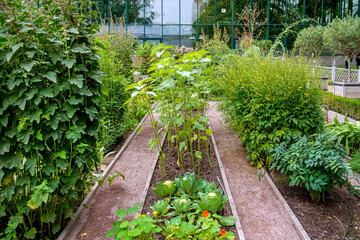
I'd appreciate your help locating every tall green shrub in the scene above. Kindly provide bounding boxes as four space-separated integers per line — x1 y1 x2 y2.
0 0 102 238
218 53 324 167
294 25 324 55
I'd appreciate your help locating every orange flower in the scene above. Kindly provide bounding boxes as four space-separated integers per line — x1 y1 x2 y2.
202 210 209 218
220 229 226 237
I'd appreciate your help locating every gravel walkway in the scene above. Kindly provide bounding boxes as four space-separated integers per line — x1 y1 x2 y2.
207 101 302 240
62 114 161 240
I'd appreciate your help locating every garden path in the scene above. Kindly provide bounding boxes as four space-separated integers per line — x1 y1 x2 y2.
62 114 161 240
207 101 302 240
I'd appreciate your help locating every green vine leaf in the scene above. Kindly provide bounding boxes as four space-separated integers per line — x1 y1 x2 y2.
43 71 57 83
24 227 37 239
61 59 76 69
20 61 36 72
68 74 84 88
49 51 61 64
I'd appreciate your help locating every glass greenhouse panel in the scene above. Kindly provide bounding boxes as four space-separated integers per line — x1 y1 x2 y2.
181 0 197 24
147 0 161 24
163 26 180 45
164 0 180 24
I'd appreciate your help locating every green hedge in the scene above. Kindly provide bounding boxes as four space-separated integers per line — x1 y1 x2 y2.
322 91 360 120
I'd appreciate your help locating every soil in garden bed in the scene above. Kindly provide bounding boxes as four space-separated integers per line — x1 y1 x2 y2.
270 170 360 240
142 132 239 239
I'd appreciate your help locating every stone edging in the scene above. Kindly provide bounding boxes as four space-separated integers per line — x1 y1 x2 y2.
57 113 149 240
208 124 247 240
264 173 311 240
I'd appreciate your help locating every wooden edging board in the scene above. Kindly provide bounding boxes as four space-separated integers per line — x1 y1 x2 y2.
208 124 247 240
57 113 149 240
264 173 311 240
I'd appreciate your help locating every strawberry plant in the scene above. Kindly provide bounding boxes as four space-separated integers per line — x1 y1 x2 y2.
0 0 102 238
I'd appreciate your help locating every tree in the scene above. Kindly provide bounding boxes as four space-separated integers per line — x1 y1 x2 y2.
323 16 360 81
294 25 324 55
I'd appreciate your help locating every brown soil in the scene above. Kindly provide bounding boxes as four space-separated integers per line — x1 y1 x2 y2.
270 170 360 240
142 133 238 239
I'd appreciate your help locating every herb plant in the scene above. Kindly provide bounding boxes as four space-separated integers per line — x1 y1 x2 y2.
270 133 352 201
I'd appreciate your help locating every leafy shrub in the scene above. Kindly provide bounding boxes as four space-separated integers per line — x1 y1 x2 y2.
97 17 137 77
271 133 352 201
0 0 102 238
218 54 324 167
133 42 157 75
294 25 324 54
327 116 360 155
254 39 273 53
96 38 138 149
322 91 360 120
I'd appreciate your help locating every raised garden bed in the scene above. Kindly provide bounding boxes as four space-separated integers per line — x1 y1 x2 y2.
140 130 240 239
333 82 360 99
269 170 360 240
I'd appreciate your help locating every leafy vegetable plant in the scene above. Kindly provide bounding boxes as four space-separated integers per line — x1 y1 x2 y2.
270 132 352 201
197 192 228 213
153 180 177 197
106 204 162 240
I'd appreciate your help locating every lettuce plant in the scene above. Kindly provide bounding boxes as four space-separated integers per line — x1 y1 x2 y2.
150 199 171 217
175 172 199 196
171 196 192 213
153 180 177 197
197 192 228 213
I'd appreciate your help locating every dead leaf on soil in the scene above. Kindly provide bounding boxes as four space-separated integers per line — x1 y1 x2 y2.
80 233 87 237
241 200 245 204
327 216 332 220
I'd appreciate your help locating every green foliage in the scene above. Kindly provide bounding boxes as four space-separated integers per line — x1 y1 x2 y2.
0 0 102 238
174 172 198 196
323 16 360 59
153 181 177 198
322 91 360 120
107 174 236 240
294 25 324 54
270 133 352 201
217 54 324 167
133 42 157 75
254 39 273 53
150 200 171 217
327 116 360 155
105 204 162 240
126 46 213 178
96 38 138 149
197 192 228 214
97 17 137 77
171 196 192 213
349 151 360 173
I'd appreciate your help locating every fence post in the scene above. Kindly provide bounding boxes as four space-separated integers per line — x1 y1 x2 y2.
358 67 360 82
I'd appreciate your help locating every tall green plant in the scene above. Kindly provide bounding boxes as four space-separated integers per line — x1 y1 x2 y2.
0 1 102 238
217 53 324 167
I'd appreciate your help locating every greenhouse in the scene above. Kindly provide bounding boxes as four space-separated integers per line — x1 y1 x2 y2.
97 0 360 48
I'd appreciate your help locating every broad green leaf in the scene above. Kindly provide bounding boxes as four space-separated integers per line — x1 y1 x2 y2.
85 106 98 121
19 26 34 32
195 151 202 159
27 180 54 209
220 216 237 226
0 170 3 183
12 42 24 53
52 224 61 234
148 138 156 151
206 129 213 136
179 141 186 152
43 71 57 83
20 61 36 72
67 96 83 105
24 226 36 239
49 51 60 64
61 59 76 69
3 153 23 169
57 158 69 170
1 184 15 201
65 125 85 143
127 206 139 214
0 141 10 154
63 103 78 118
115 208 127 219
41 213 56 223
25 158 37 176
